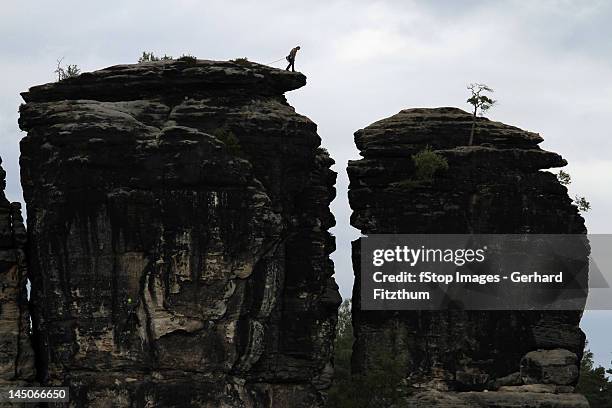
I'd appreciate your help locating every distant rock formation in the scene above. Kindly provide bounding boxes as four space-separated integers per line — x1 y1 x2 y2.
347 107 589 407
18 60 339 407
0 156 35 389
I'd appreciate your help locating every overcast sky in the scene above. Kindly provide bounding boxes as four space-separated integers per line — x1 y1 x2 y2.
1 0 610 368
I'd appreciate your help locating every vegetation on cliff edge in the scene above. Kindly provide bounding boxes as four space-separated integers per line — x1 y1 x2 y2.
576 347 612 407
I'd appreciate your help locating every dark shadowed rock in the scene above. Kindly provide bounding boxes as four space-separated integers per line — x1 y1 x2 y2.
0 157 35 393
347 107 588 407
520 349 579 386
19 59 339 407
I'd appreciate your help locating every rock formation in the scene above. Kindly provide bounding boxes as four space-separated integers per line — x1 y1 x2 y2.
18 60 340 407
0 156 35 390
347 107 589 407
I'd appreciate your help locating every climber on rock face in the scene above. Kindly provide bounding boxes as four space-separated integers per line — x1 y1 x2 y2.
285 46 300 72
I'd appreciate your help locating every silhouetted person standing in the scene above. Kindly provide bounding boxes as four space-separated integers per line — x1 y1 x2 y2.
285 46 300 72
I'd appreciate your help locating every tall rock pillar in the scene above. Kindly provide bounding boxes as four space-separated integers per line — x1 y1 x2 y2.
348 107 589 407
18 60 340 407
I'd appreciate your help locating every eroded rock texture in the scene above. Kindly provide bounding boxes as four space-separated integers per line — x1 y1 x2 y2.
19 60 339 407
347 107 589 407
0 157 35 391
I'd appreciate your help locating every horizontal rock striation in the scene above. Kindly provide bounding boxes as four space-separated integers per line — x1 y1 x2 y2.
347 107 588 407
19 60 339 407
0 156 35 393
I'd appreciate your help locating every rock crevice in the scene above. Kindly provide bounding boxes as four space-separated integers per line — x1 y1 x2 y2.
0 157 35 390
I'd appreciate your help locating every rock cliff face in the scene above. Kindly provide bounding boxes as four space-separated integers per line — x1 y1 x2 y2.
0 157 35 390
347 107 589 407
18 60 339 407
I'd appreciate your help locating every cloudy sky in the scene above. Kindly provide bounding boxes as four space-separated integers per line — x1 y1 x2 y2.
1 0 610 368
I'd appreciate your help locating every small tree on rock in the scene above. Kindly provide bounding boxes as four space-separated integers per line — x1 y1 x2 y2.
556 170 591 212
138 52 173 63
557 170 572 186
177 54 197 63
54 58 81 81
467 83 496 145
412 146 449 181
574 196 591 212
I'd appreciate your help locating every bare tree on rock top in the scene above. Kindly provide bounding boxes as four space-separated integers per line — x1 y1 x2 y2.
467 83 496 145
54 57 80 81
